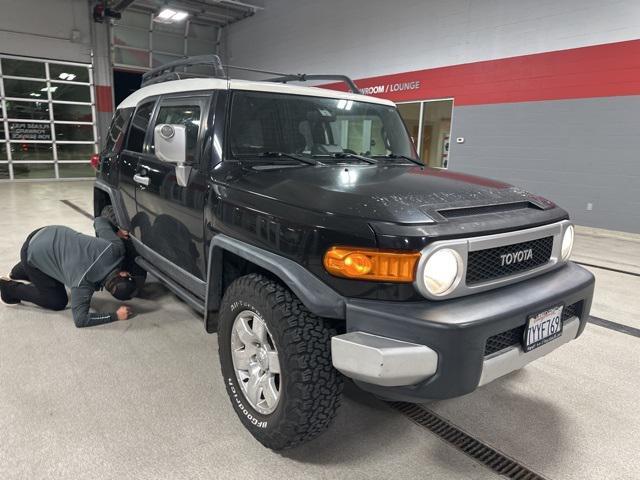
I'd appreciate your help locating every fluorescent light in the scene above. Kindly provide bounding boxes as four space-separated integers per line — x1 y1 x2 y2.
155 8 188 22
58 73 76 81
157 8 176 19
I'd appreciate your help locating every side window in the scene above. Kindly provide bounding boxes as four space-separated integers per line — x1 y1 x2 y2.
104 107 133 153
126 101 155 153
151 102 203 163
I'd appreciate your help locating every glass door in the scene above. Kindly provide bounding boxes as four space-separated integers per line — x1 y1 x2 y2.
398 99 453 169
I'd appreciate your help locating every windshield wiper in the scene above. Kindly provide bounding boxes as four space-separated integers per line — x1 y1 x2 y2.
375 154 423 166
314 152 378 164
256 151 319 165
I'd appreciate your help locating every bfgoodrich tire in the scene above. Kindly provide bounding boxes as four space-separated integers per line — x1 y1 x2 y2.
218 273 343 450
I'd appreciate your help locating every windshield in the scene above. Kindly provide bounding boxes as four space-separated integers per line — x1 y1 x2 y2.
228 91 418 161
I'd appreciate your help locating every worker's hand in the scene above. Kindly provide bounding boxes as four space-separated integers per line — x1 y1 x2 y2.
116 305 132 321
116 229 129 240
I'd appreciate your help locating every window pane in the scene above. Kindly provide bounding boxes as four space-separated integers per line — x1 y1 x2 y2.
55 124 93 141
12 163 55 179
57 163 94 178
113 47 150 68
152 104 201 161
50 83 91 102
0 128 5 141
113 27 150 50
3 79 47 99
10 143 53 160
1 58 46 78
154 32 184 55
104 108 133 153
52 103 93 122
152 52 182 68
126 101 155 152
0 143 7 159
9 122 52 141
57 144 95 160
0 163 9 179
5 100 50 120
49 64 90 83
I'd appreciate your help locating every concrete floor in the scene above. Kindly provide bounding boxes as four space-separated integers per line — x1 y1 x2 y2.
1 180 639 480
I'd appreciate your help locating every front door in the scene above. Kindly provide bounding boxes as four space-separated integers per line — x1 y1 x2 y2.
119 98 157 223
133 93 212 281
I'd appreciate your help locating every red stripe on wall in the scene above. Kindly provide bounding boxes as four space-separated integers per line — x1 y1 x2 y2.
324 39 640 106
95 85 113 113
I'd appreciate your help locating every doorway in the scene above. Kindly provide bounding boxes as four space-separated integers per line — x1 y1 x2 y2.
113 69 143 107
398 99 453 168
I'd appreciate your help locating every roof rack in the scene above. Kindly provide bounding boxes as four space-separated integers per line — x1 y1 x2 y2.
266 74 360 94
140 55 361 94
141 54 225 87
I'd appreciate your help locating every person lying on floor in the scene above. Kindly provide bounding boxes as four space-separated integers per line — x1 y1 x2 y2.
0 217 136 327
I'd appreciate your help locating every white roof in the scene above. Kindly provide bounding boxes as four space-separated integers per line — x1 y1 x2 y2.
117 77 396 109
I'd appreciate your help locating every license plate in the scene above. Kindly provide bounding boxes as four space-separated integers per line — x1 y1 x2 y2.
523 305 564 352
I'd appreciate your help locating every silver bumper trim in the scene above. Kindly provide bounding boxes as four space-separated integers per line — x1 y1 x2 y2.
479 317 580 386
331 332 438 387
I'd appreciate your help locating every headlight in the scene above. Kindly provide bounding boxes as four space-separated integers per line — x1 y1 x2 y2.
561 225 574 261
421 248 462 296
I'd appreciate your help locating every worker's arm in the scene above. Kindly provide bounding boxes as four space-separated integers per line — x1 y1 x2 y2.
70 285 117 328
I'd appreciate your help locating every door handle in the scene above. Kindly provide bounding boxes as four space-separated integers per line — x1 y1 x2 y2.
133 173 150 186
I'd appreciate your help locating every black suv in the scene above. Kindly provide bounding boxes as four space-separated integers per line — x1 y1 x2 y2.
93 56 595 450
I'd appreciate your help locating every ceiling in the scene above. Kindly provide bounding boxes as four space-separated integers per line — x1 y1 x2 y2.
109 0 264 26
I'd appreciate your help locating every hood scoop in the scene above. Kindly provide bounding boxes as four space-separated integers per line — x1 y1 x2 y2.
437 201 543 220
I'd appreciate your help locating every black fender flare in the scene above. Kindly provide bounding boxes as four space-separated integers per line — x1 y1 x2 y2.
94 180 130 230
204 234 346 330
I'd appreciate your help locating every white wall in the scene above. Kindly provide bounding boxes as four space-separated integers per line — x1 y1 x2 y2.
224 0 640 78
0 0 93 63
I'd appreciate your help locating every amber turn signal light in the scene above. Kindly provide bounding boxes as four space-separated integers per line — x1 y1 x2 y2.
323 247 420 282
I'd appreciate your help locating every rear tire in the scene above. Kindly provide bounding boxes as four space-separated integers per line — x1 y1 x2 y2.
218 273 342 450
100 205 117 226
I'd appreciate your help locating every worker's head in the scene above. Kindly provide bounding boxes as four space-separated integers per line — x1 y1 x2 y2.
104 270 137 301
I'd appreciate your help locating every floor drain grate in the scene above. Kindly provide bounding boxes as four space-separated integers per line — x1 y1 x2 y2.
390 402 548 480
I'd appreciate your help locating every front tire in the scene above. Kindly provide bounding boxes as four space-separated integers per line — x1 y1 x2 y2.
218 274 342 450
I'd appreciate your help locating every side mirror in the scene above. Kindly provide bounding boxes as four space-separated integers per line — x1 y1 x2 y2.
154 124 186 164
154 124 190 187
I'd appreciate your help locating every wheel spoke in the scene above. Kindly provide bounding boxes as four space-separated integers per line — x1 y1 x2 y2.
234 316 258 346
267 351 281 374
252 317 268 345
261 375 279 409
232 348 253 370
245 368 263 406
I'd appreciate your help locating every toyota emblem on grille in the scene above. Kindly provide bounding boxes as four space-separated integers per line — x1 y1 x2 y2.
500 248 533 266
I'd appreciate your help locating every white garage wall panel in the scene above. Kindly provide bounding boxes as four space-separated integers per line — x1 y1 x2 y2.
223 0 640 78
0 0 93 64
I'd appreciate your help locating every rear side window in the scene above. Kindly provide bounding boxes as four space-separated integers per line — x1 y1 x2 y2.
104 108 133 153
126 101 155 153
150 99 205 163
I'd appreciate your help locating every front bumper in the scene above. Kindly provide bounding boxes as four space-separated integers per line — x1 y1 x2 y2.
331 262 594 401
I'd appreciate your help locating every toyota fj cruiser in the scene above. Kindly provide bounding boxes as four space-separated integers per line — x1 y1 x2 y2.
93 55 595 450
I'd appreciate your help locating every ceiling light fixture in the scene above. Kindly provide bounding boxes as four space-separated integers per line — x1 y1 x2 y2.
154 7 188 23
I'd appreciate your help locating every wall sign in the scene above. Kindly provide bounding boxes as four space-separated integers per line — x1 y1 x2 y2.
9 123 52 141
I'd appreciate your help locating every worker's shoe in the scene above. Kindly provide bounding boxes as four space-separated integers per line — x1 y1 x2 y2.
0 279 21 306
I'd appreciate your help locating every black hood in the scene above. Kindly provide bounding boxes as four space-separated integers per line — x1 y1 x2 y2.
226 163 556 225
